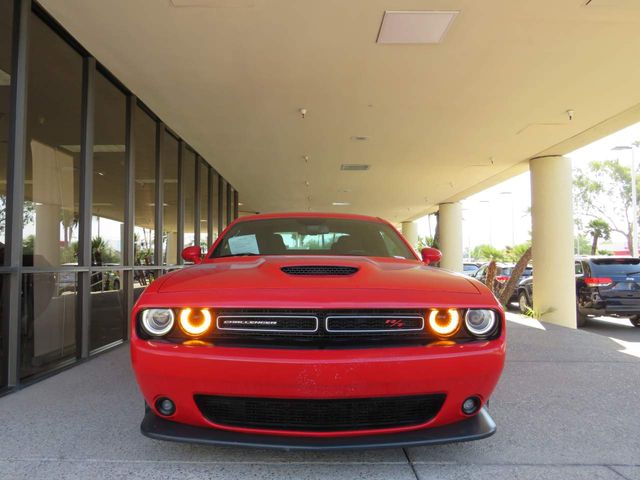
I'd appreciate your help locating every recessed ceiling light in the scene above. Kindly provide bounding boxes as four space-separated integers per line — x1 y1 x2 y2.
238 202 244 206
351 136 369 141
377 11 459 44
340 164 370 171
332 202 351 206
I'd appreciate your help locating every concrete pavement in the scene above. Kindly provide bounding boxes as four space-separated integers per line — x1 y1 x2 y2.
1 314 639 479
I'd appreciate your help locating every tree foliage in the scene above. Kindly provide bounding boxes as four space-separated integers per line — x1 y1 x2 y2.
586 218 611 255
470 244 506 262
574 159 639 253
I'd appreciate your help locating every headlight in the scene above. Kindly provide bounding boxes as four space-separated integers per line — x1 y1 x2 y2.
465 309 497 337
141 309 175 336
428 308 461 338
179 307 213 336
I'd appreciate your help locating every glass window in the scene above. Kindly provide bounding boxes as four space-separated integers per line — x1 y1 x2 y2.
591 258 640 276
183 148 196 247
134 106 156 267
23 14 82 267
199 161 209 249
90 268 124 351
162 133 179 265
133 268 157 302
575 262 583 275
0 0 14 389
93 72 126 266
0 0 12 260
211 218 414 259
20 272 77 379
221 180 228 229
210 170 219 242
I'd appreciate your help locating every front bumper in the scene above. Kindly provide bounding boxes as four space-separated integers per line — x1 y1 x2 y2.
141 406 496 450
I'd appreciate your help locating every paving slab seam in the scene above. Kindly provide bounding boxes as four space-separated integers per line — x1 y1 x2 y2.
409 462 640 467
608 466 636 480
0 459 409 466
402 448 420 480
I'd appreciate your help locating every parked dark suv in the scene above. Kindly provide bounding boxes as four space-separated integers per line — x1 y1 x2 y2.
517 256 640 328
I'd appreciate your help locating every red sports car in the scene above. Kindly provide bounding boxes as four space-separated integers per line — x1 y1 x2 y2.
131 213 506 449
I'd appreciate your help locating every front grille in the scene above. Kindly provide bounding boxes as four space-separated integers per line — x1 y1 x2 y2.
281 265 359 276
326 315 424 332
194 394 446 432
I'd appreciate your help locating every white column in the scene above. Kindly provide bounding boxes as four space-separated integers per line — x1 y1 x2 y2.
530 155 576 328
439 202 463 272
401 221 418 250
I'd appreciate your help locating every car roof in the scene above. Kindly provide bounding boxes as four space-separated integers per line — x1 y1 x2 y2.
233 212 387 224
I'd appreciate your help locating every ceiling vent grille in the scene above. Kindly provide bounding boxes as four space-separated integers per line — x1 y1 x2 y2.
340 164 370 171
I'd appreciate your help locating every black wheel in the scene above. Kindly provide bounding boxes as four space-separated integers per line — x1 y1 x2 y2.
576 309 588 328
518 291 530 314
630 315 640 328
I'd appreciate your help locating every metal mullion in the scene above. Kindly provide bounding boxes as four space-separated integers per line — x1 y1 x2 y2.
78 56 96 359
226 183 232 225
123 95 136 339
233 189 239 220
4 0 31 387
177 142 185 265
194 156 201 246
207 166 213 245
154 123 164 266
217 175 224 233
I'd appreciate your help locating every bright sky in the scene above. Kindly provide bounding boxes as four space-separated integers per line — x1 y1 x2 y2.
416 121 640 254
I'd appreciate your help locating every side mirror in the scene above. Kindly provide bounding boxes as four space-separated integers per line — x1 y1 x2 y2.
181 245 203 264
421 247 442 265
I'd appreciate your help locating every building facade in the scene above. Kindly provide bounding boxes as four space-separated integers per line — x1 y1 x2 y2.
0 0 239 393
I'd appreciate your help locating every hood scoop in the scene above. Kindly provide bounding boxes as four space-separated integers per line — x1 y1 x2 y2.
280 265 359 276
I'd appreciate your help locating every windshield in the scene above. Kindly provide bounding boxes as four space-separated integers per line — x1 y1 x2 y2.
210 217 415 259
591 258 640 276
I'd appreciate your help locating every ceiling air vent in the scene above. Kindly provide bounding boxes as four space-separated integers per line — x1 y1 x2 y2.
340 164 370 171
377 11 459 44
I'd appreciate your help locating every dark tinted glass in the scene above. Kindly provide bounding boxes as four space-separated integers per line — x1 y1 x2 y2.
134 107 156 265
93 72 126 266
210 170 219 241
21 272 77 379
199 161 209 248
162 133 179 265
23 14 82 267
90 268 124 351
0 0 12 259
183 149 196 246
211 218 414 259
591 258 640 276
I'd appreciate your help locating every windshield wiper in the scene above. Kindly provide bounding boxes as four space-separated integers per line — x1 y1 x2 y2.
216 253 260 258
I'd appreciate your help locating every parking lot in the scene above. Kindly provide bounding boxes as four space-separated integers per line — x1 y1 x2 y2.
0 314 638 480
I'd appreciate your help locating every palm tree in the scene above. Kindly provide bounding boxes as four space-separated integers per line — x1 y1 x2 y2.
586 219 611 255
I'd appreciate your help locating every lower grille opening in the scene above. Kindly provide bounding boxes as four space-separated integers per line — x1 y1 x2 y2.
194 394 446 432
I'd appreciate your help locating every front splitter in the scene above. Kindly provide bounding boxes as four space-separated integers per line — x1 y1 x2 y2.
140 408 496 451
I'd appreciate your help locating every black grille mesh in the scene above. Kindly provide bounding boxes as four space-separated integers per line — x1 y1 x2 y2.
194 394 446 432
327 316 423 332
281 266 359 276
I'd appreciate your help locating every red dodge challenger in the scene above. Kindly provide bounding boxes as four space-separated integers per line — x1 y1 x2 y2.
131 213 506 449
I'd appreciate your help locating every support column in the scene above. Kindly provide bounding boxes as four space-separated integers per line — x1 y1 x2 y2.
530 155 576 328
401 221 418 250
438 202 463 272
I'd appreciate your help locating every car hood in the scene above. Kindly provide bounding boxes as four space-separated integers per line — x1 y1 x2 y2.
157 256 481 295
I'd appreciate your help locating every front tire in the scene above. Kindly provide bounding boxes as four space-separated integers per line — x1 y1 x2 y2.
518 291 530 314
630 315 640 328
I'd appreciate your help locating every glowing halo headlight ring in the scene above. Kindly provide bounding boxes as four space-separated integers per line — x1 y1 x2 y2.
179 307 213 337
428 308 461 338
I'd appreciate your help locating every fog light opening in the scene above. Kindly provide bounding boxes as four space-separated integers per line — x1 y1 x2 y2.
461 396 481 415
155 397 176 417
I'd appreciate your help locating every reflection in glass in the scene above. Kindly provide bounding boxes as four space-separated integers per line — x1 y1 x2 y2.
133 269 158 302
183 148 196 247
23 14 82 267
93 72 126 265
210 171 219 243
163 134 179 265
134 106 156 266
90 269 124 351
199 161 209 249
20 273 77 379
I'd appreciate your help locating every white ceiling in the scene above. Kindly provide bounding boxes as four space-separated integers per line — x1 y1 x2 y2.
38 0 640 222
